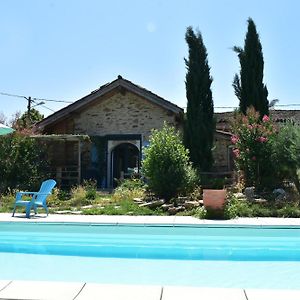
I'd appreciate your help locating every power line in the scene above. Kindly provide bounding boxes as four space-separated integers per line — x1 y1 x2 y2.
274 104 300 107
39 104 55 112
0 92 26 99
214 104 300 109
31 97 73 103
0 91 73 103
1 90 299 110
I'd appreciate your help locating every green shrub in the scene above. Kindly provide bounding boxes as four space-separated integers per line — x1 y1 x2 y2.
82 199 160 216
83 179 97 200
116 178 145 190
142 123 198 200
69 185 93 207
57 189 71 201
191 206 207 219
0 191 15 212
46 188 61 207
0 133 49 193
277 205 300 218
224 194 300 219
271 123 300 194
224 196 254 219
112 179 146 202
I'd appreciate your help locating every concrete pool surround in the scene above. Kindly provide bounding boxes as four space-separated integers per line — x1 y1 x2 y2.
2 213 300 299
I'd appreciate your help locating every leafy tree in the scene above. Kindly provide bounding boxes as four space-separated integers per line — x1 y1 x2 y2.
184 26 215 172
233 18 269 117
142 123 197 200
0 132 49 194
271 123 300 194
14 108 44 129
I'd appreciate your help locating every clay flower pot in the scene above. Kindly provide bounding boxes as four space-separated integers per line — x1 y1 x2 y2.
203 189 227 210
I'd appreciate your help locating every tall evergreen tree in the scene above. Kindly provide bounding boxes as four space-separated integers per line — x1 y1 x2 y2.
233 18 269 117
184 26 215 172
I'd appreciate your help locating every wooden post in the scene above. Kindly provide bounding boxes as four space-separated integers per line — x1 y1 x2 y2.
78 140 81 185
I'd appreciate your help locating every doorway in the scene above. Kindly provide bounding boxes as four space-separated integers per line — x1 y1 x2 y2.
111 143 139 186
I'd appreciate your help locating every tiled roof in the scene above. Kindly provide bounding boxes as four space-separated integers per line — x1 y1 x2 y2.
36 76 183 130
215 110 300 131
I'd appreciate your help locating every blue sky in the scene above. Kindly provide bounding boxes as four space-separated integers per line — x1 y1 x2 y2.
0 0 299 120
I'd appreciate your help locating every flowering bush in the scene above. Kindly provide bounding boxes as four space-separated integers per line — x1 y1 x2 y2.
231 107 276 189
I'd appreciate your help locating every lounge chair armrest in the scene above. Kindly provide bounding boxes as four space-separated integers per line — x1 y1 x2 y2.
36 193 51 195
17 192 38 196
15 192 37 201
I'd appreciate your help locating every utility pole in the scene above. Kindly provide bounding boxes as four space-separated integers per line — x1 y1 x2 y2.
26 96 33 127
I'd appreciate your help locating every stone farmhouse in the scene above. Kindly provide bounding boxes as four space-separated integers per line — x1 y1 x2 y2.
36 76 234 188
215 110 300 132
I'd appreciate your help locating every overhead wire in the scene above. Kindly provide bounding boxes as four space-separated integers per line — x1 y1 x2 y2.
0 91 73 103
1 90 299 111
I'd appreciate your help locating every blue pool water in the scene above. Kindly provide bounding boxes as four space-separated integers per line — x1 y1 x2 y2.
1 222 300 289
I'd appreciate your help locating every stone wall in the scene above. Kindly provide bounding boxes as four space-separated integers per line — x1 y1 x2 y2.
68 90 181 141
212 132 233 172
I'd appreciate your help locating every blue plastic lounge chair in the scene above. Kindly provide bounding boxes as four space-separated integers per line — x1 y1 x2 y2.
12 179 56 218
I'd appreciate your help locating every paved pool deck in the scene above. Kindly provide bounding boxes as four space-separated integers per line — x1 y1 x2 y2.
1 213 300 299
1 281 300 300
2 212 300 226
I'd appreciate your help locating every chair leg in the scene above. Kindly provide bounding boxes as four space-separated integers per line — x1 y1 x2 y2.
25 204 31 218
45 205 49 216
12 205 16 217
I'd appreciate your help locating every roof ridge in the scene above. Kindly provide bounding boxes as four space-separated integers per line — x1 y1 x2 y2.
36 76 183 130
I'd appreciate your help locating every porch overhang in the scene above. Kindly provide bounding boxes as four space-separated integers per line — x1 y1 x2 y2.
31 134 90 187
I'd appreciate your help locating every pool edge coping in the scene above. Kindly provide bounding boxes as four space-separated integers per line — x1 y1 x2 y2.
1 213 300 227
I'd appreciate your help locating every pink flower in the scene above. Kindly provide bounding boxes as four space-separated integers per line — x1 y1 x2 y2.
233 148 240 158
231 135 239 144
252 156 256 161
257 136 268 143
262 115 270 122
247 125 253 130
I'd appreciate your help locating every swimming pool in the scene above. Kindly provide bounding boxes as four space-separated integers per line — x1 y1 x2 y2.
1 222 300 289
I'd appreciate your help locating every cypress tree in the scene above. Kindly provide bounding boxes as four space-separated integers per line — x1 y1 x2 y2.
233 18 269 117
184 26 215 172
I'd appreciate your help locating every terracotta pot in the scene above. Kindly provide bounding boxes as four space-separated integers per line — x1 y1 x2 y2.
203 189 227 209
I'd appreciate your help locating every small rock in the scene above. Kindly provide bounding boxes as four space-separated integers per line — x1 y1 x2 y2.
70 211 82 214
161 204 174 211
168 207 178 215
254 198 267 203
273 188 286 201
168 206 185 215
139 199 165 209
81 205 93 209
184 201 200 209
177 197 188 204
235 193 245 199
133 197 144 203
176 206 185 211
244 187 255 200
144 196 153 202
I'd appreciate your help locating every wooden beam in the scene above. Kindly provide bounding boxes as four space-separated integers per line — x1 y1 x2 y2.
78 140 81 185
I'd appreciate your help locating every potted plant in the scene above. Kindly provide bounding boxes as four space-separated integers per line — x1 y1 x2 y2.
202 178 227 210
